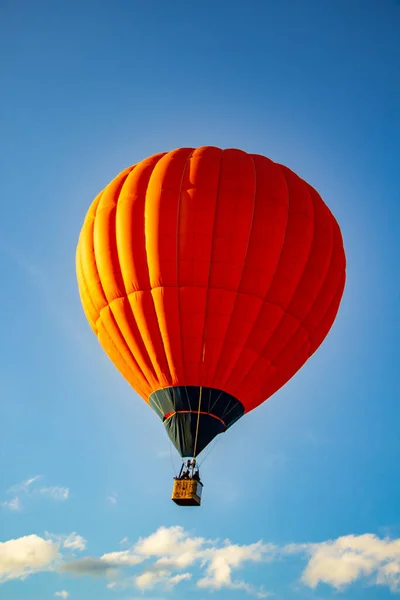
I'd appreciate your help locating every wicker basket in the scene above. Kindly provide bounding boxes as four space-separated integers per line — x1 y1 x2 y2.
172 478 203 506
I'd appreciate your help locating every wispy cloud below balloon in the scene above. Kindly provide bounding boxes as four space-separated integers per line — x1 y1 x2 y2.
284 533 400 591
2 527 400 596
1 476 70 510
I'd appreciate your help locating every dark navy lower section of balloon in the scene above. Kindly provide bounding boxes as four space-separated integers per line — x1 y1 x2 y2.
149 386 244 457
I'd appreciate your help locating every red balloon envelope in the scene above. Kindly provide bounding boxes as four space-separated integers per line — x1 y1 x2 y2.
76 147 346 457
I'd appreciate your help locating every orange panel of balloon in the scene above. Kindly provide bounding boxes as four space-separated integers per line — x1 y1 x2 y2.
76 146 346 503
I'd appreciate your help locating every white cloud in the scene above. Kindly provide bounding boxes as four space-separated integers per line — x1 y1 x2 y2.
134 568 191 591
2 476 70 509
135 525 206 568
198 541 273 597
133 527 274 596
62 526 270 596
288 533 400 591
135 569 171 590
376 560 400 590
22 475 41 488
8 476 41 494
1 497 22 511
7 525 398 597
45 532 86 554
101 550 144 567
40 486 70 501
98 529 400 595
165 572 192 588
63 533 87 552
98 527 271 596
0 534 59 583
54 591 69 599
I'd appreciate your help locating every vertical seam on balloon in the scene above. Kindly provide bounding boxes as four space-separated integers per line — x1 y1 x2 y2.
239 216 345 403
227 169 317 395
247 269 344 396
115 163 168 386
91 174 153 391
198 149 224 389
257 179 317 358
95 311 149 398
220 162 292 394
141 156 176 387
175 149 195 388
124 154 171 391
298 222 344 342
96 315 150 397
280 192 336 355
305 246 346 352
254 164 291 297
290 192 335 310
93 175 129 304
144 149 193 387
98 303 154 392
259 183 318 363
209 153 257 415
245 268 345 403
303 272 346 355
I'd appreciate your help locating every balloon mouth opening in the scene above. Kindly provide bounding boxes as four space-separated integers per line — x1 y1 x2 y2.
149 385 244 457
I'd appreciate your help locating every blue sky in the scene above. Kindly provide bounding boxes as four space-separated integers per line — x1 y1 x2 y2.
0 0 399 598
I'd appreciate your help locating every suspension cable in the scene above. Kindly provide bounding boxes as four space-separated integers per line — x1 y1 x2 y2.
192 385 203 458
169 440 178 477
198 433 220 467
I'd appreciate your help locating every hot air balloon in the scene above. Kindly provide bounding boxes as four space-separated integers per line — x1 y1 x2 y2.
76 146 346 506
